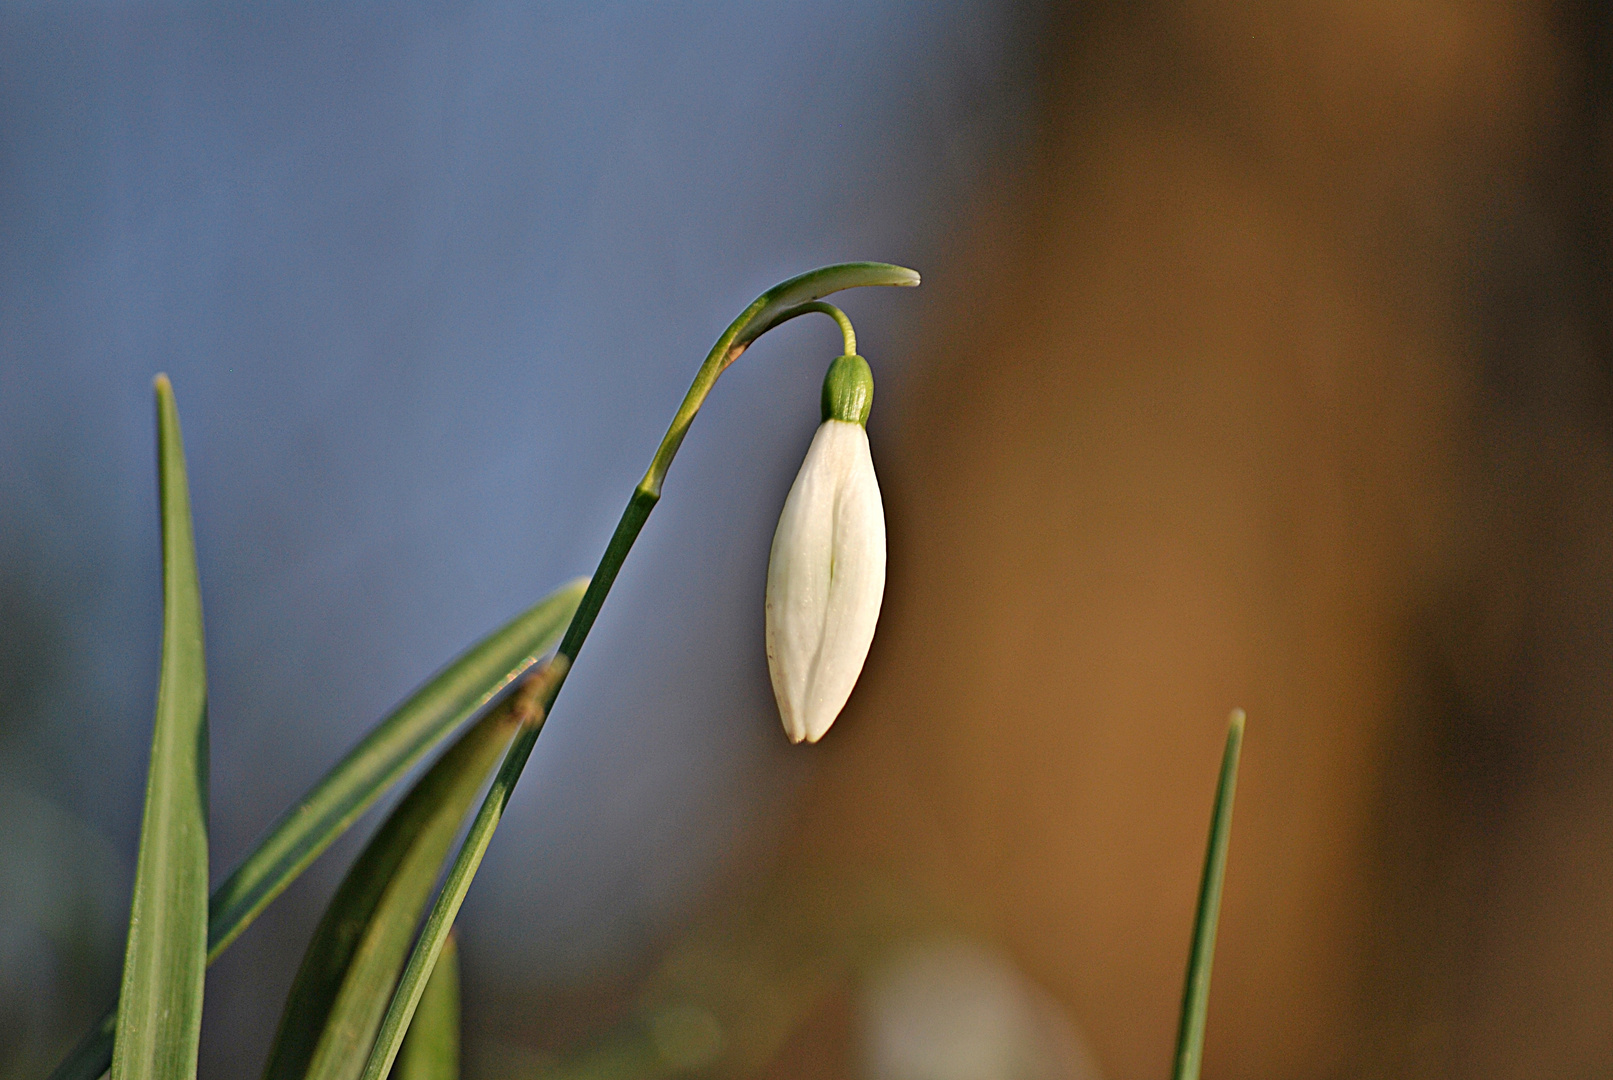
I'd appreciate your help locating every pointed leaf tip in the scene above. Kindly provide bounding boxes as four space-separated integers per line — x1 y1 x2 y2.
111 379 209 1080
1170 711 1244 1080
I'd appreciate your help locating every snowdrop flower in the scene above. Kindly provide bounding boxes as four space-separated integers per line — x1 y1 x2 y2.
766 353 886 743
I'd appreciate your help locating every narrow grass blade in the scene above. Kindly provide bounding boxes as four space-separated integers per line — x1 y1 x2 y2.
1171 709 1245 1080
110 375 210 1080
51 579 586 1080
396 931 461 1080
358 659 568 1080
262 705 515 1080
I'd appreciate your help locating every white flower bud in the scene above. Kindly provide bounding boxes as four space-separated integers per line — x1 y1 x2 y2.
765 356 886 743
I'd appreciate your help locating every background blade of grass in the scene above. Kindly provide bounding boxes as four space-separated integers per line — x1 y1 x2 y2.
262 705 516 1080
1171 709 1245 1080
395 931 461 1080
110 375 210 1080
51 577 586 1080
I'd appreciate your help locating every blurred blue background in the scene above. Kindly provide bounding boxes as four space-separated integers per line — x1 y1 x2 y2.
0 3 1035 1074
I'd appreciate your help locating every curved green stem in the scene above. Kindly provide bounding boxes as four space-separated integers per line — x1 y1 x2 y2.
789 302 856 357
357 262 918 1080
558 262 915 658
636 262 913 500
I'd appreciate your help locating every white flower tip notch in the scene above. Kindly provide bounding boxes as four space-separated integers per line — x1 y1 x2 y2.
766 353 887 743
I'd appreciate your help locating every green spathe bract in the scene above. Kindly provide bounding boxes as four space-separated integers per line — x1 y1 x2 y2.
111 376 209 1080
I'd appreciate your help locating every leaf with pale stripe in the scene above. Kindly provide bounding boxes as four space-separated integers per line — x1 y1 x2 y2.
357 659 567 1080
110 376 210 1080
263 706 513 1080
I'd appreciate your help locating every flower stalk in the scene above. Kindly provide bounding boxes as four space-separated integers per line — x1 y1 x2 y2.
357 262 918 1080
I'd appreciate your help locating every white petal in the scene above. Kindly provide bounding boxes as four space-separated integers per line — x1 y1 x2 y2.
766 420 886 742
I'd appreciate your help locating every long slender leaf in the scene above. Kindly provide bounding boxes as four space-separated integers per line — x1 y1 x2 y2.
208 577 586 958
396 931 461 1080
358 659 569 1080
110 375 210 1080
263 705 515 1080
51 579 586 1080
1171 709 1245 1080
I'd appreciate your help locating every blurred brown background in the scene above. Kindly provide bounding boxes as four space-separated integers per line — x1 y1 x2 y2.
853 3 1610 1077
518 3 1613 1079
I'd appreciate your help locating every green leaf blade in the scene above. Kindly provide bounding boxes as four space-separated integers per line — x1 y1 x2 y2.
1171 709 1245 1080
263 706 515 1080
51 578 586 1080
207 576 587 959
359 658 569 1080
396 931 461 1080
110 375 210 1080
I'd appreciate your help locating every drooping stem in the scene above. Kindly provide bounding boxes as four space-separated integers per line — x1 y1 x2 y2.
792 301 856 357
357 262 918 1080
